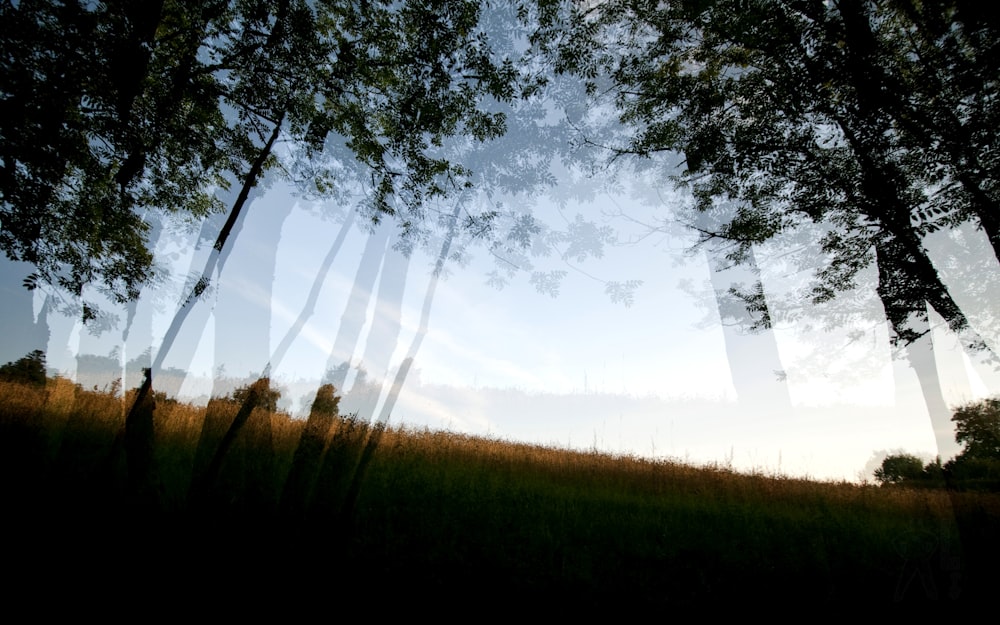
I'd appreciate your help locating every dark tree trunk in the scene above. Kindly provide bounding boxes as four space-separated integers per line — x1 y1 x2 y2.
279 384 340 517
211 185 295 393
150 113 283 377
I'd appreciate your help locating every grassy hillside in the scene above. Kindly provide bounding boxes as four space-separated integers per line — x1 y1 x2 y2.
2 376 998 606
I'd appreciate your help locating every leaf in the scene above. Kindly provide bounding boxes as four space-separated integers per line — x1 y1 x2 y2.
604 279 642 308
529 270 567 297
22 273 38 291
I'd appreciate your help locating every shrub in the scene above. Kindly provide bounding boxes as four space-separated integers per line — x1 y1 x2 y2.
874 453 926 485
230 377 282 412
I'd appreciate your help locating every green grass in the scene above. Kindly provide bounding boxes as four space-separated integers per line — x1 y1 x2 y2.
2 377 997 606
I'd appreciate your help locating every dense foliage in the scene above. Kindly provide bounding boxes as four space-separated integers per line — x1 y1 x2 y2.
952 397 1000 461
228 377 284 414
0 349 47 387
4 1 996 352
874 452 926 485
1 0 537 311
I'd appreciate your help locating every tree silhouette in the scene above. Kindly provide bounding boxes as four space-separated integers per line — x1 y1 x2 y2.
951 397 1000 462
0 349 47 387
545 0 997 354
1 1 253 307
874 453 926 485
537 1 1000 447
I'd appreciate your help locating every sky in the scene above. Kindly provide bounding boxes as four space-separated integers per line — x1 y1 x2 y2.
15 150 1000 485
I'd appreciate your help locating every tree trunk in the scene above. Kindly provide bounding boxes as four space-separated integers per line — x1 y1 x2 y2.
336 202 461 528
691 202 794 416
150 114 283 377
268 209 357 373
705 247 794 417
322 222 392 390
339 225 411 420
279 384 340 517
210 186 295 389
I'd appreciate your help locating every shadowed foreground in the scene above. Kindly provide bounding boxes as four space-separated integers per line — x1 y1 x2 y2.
2 377 998 608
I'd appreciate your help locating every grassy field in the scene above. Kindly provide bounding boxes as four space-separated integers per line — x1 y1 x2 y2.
2 376 998 606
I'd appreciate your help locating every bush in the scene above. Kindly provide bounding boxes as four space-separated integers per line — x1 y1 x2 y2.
945 455 1000 481
874 453 926 485
229 377 282 412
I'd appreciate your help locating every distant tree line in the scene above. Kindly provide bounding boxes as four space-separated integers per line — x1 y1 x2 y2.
875 396 1000 490
0 349 47 387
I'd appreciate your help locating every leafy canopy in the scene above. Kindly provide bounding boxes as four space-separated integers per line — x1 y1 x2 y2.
0 0 539 310
541 0 999 352
951 397 1000 461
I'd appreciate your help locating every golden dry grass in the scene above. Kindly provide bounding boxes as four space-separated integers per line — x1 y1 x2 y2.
3 378 999 604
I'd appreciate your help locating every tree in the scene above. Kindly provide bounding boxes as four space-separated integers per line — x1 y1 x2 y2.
2 0 531 326
109 0 555 508
868 398 1000 488
230 378 284 414
867 399 1000 489
547 0 996 345
0 349 47 387
535 1 1000 447
874 452 926 485
874 0 1000 259
1 1 242 311
951 397 1000 461
143 0 542 377
530 2 1000 486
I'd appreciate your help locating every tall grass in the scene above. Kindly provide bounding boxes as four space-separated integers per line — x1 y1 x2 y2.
2 378 997 605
